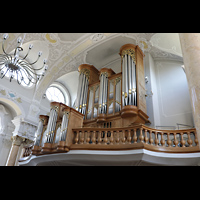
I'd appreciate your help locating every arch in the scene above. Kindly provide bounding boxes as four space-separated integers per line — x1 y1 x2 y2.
0 98 25 118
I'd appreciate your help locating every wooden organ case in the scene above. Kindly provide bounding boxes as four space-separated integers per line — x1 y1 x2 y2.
31 44 150 155
75 44 150 129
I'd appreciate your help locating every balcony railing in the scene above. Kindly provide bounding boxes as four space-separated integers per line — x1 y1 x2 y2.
71 124 200 153
19 124 200 164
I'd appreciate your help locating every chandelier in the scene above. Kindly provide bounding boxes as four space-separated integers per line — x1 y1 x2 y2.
0 33 48 86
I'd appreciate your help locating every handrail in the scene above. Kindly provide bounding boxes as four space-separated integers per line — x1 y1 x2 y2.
71 124 200 153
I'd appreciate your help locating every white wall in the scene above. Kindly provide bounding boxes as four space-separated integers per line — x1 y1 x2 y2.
154 60 194 128
144 53 160 127
0 104 15 165
144 53 194 129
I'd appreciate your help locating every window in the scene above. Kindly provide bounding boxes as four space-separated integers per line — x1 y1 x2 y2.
46 86 65 104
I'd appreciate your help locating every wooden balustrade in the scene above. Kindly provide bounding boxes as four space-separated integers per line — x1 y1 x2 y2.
18 144 34 162
71 125 200 153
19 125 200 160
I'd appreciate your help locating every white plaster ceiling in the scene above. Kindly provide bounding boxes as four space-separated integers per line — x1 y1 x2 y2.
0 33 184 103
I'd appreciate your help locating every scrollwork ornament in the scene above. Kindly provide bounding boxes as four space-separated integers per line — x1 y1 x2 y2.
121 49 136 64
79 69 90 81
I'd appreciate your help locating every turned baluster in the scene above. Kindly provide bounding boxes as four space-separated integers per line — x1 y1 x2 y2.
110 131 114 145
92 131 96 144
173 132 178 147
97 131 102 144
167 132 172 147
79 131 84 144
74 131 79 144
116 130 120 144
104 131 108 145
180 132 185 147
144 129 149 144
149 130 153 145
133 129 137 143
187 131 193 147
139 128 144 143
86 131 90 144
160 132 165 146
194 130 199 146
155 131 159 146
127 129 132 144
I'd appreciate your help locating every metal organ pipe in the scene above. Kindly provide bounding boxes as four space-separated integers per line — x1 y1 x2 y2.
121 49 137 107
132 61 136 106
34 119 43 146
60 112 69 141
75 73 83 111
128 55 132 105
124 55 128 106
122 57 125 107
82 78 88 116
45 106 58 143
79 74 86 113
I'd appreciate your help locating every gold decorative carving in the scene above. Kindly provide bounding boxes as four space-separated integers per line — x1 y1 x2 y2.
79 68 90 81
115 76 121 85
121 49 136 64
100 72 108 78
125 92 128 98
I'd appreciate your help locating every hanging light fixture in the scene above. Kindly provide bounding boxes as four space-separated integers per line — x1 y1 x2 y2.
0 33 48 86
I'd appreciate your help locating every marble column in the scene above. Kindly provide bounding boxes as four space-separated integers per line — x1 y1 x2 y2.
6 135 24 166
179 33 200 144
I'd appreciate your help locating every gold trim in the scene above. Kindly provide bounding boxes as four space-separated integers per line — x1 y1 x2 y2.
79 68 90 81
121 49 136 64
125 92 128 98
100 72 108 77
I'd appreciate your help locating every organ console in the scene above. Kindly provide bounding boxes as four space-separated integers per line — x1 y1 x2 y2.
32 44 150 154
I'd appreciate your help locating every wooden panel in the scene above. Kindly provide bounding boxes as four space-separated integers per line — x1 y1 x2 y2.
135 46 147 114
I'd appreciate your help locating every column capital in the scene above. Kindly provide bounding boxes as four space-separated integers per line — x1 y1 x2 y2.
11 135 24 146
11 116 37 141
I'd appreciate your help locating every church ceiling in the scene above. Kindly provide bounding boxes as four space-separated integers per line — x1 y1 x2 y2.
0 33 183 102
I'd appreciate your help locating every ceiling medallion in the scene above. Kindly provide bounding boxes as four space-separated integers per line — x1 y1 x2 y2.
0 33 48 86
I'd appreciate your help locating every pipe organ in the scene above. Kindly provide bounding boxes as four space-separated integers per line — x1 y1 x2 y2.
31 43 149 155
75 44 149 127
121 48 137 107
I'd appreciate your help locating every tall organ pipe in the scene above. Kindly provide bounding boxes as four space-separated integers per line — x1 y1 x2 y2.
121 49 137 107
79 74 86 113
122 57 125 107
124 55 128 106
132 61 136 106
45 105 58 144
75 73 82 110
128 55 132 105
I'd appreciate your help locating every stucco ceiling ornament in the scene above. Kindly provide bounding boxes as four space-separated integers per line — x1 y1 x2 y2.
91 33 105 43
136 36 152 52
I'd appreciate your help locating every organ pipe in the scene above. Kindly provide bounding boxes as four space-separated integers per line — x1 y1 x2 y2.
34 119 43 146
98 72 108 114
60 111 69 141
121 48 137 107
75 67 90 116
45 103 59 143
